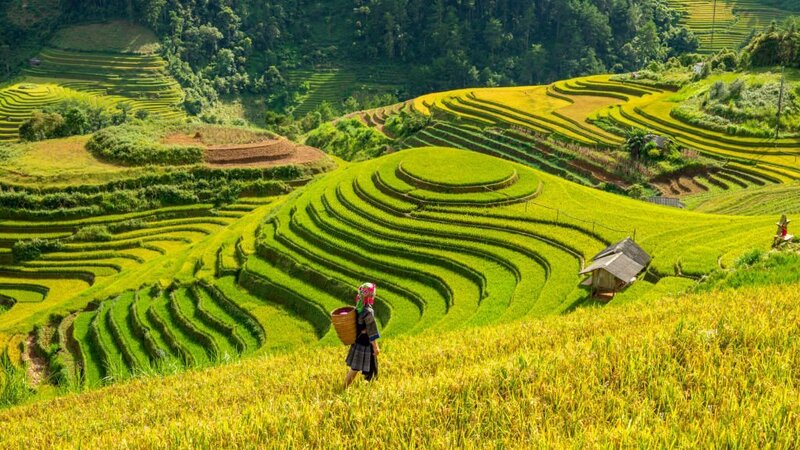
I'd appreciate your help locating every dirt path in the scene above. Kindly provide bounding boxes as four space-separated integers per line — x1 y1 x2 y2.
21 333 48 386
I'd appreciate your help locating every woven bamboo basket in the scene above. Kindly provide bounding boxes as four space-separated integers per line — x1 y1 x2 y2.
331 306 357 345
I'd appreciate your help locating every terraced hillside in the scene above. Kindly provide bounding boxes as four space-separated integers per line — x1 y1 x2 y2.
668 0 796 52
0 24 184 141
2 182 797 448
238 147 774 342
286 65 406 117
361 74 799 206
0 125 334 388
0 195 320 386
1 145 776 395
686 182 800 215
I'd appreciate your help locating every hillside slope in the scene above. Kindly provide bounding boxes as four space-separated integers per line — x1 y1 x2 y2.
1 283 798 448
0 22 184 141
0 146 778 395
668 0 798 52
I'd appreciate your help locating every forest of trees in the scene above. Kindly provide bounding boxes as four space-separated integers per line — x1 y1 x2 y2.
1 0 700 102
350 0 699 91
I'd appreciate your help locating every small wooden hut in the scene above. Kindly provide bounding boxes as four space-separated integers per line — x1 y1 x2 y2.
579 237 651 299
28 58 41 67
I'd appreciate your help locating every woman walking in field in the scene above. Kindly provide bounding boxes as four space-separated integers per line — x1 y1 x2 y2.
344 282 381 388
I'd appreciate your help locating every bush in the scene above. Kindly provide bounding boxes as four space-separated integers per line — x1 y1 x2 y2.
18 112 65 141
72 225 113 242
384 110 431 137
12 238 64 262
735 248 766 268
627 184 646 199
86 125 204 166
18 99 132 142
306 119 390 161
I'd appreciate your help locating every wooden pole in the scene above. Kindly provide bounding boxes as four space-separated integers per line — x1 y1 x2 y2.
776 66 785 140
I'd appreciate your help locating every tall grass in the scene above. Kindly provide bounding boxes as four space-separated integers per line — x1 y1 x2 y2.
0 351 31 408
1 284 799 447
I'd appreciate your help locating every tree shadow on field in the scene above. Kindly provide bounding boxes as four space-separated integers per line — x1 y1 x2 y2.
238 95 268 126
561 289 604 314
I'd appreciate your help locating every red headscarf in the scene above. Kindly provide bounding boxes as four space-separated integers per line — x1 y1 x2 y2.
355 282 376 313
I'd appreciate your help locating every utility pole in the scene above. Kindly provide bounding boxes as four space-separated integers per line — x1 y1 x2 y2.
710 0 718 53
775 65 786 140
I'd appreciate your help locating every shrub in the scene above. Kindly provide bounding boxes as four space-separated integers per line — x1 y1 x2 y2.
627 184 646 199
72 225 113 242
18 112 65 141
306 119 390 161
735 248 765 268
384 110 431 137
12 238 64 262
86 126 204 166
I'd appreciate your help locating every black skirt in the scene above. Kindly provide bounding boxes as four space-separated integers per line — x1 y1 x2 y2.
345 318 378 380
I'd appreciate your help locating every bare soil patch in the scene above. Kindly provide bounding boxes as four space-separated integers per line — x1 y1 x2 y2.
652 168 714 197
162 133 327 167
206 144 327 168
22 332 49 386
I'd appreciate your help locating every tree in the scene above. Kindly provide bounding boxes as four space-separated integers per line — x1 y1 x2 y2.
19 112 65 141
624 128 650 160
484 18 504 55
0 44 10 77
520 44 548 84
63 107 89 136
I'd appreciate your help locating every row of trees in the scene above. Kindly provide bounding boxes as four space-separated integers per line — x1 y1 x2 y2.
18 100 145 141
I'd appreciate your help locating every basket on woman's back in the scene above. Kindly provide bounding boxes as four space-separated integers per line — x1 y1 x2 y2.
331 306 357 345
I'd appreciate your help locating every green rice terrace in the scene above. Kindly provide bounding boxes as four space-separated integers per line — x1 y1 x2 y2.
285 65 407 117
0 143 778 394
668 0 799 52
347 72 800 214
3 3 800 446
0 21 183 141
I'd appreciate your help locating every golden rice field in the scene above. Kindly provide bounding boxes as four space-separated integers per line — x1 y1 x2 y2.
0 283 797 448
398 72 800 204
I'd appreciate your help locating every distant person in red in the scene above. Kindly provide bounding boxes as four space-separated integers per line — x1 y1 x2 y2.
344 282 380 389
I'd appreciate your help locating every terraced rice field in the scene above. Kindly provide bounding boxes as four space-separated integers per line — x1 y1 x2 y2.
0 194 325 386
236 147 771 345
0 145 775 393
668 0 794 52
0 47 184 141
686 182 800 214
389 74 800 196
650 166 777 198
286 65 406 117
